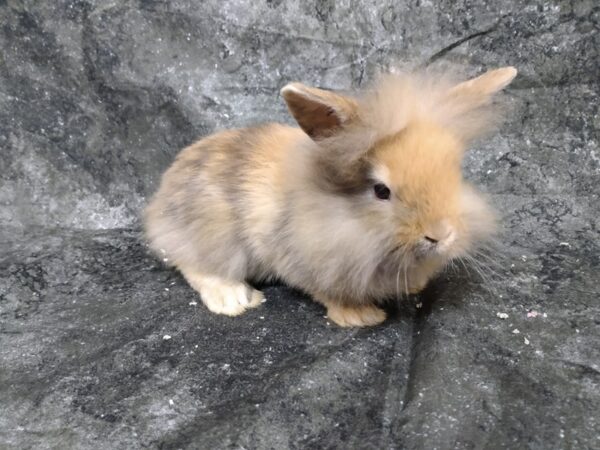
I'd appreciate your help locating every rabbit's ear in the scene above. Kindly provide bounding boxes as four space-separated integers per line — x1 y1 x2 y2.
281 83 358 139
450 67 517 99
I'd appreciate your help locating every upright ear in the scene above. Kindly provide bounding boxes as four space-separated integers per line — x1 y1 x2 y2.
281 83 358 139
450 66 517 99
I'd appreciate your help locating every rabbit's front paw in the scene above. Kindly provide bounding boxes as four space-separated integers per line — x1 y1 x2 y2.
406 263 438 294
326 303 386 327
180 269 264 316
200 281 264 316
407 278 428 294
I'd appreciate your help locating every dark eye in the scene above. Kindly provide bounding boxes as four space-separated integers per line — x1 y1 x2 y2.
373 183 391 200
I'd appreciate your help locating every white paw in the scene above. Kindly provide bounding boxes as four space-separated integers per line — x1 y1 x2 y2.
199 278 264 316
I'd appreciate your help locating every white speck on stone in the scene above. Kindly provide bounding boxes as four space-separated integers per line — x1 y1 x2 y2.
163 335 172 340
163 258 169 262
164 288 169 291
543 313 548 318
496 312 509 319
524 337 530 345
261 298 267 303
559 242 570 247
527 311 539 318
512 329 520 334
169 399 174 406
189 301 197 306
486 169 492 174
416 302 423 309
521 255 527 261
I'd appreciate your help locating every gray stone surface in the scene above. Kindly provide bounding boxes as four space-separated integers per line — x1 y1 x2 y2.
0 0 599 449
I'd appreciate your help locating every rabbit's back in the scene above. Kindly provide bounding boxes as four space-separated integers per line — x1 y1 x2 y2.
144 124 303 279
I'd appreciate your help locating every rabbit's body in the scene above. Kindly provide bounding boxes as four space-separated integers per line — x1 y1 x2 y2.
145 124 412 312
145 125 294 282
145 67 517 326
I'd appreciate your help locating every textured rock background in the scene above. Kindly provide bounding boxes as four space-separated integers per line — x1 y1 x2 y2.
0 1 599 449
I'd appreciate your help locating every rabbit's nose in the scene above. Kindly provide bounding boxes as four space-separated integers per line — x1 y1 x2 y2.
423 220 453 245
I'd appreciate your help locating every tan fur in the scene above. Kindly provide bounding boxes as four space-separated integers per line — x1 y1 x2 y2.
323 302 387 327
144 67 516 326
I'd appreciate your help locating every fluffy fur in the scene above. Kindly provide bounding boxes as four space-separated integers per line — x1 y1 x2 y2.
144 67 517 327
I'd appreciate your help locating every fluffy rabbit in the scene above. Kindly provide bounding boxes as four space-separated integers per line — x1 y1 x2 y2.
144 67 517 327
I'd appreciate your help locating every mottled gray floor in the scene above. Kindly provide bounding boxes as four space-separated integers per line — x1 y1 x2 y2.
0 1 599 449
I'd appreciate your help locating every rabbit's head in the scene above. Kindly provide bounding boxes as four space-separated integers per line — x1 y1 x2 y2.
281 67 516 268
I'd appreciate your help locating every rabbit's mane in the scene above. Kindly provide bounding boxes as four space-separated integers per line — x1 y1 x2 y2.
307 71 506 179
361 71 501 141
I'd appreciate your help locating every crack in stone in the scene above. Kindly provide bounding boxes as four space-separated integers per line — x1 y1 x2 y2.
398 294 433 415
426 14 511 65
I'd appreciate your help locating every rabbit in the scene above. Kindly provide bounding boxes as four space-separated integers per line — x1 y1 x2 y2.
144 66 517 327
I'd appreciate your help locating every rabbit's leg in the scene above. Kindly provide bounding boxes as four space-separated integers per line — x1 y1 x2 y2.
314 294 386 327
407 258 445 294
180 267 264 316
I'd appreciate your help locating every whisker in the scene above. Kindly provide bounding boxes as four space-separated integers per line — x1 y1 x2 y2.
468 253 503 278
470 249 505 271
460 253 500 286
395 265 401 301
456 255 493 285
457 257 473 276
403 258 409 297
445 258 457 275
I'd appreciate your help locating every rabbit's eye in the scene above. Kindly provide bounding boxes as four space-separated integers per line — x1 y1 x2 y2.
373 183 391 200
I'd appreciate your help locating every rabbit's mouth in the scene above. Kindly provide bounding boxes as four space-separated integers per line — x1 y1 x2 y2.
414 240 454 260
385 243 435 264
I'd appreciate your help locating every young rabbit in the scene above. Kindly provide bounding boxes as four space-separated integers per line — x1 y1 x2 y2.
144 67 517 327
